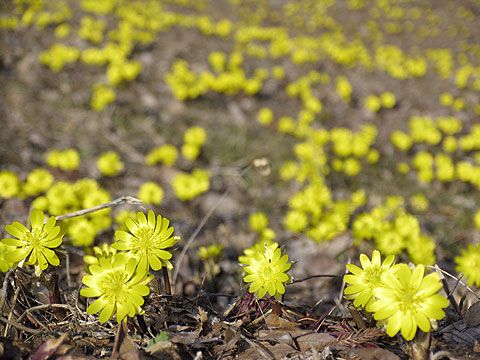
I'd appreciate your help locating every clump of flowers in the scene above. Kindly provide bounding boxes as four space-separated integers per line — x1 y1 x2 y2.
241 241 291 299
172 169 210 201
137 182 164 205
24 168 54 196
112 210 179 271
0 243 16 272
97 151 124 177
81 252 153 323
182 126 207 160
257 107 274 126
455 244 480 287
0 170 22 198
1 209 63 275
345 251 449 341
46 149 80 171
91 83 116 111
145 144 178 166
68 217 97 247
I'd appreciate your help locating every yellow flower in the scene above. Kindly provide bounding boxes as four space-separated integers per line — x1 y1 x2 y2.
0 170 21 198
344 250 397 311
24 168 54 196
370 264 449 340
257 107 274 126
243 242 291 299
249 212 268 232
97 151 124 177
138 182 164 205
84 242 117 266
2 209 63 275
0 243 16 272
113 211 179 271
455 244 480 287
80 253 152 323
145 145 178 166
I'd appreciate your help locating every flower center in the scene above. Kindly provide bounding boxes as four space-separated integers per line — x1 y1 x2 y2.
99 269 130 303
131 226 155 254
396 286 419 313
364 266 382 285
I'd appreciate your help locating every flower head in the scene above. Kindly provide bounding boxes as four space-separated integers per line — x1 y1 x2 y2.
2 209 63 275
80 253 152 323
0 243 16 272
113 210 179 271
370 264 449 340
455 244 480 287
344 250 397 311
242 242 291 299
97 151 124 177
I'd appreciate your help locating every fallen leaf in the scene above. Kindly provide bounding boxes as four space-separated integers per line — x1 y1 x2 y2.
340 348 400 360
29 333 69 360
464 301 480 328
237 342 294 360
296 332 336 352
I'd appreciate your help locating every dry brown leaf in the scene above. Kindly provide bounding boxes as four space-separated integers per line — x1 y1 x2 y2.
464 301 480 328
237 342 295 360
340 348 400 360
296 332 336 352
111 321 141 360
257 329 293 346
265 313 297 328
29 333 69 360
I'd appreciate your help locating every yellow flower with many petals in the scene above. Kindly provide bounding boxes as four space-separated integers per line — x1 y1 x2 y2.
0 243 17 272
80 253 152 323
370 264 449 340
1 209 63 275
344 250 398 311
455 244 480 287
113 211 179 271
243 242 291 299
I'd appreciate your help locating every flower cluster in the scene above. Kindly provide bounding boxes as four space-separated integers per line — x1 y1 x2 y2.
455 243 480 287
80 210 179 323
39 43 79 72
352 197 436 265
182 126 207 160
46 149 80 171
97 151 124 177
145 144 178 167
0 170 22 199
33 179 112 247
364 92 396 112
345 251 449 341
137 182 164 205
172 169 210 201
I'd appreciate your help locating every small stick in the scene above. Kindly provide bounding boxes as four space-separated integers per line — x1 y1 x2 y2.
292 274 340 283
162 267 171 296
426 265 480 301
3 286 20 337
15 303 71 324
0 314 56 335
44 196 142 223
0 268 13 312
